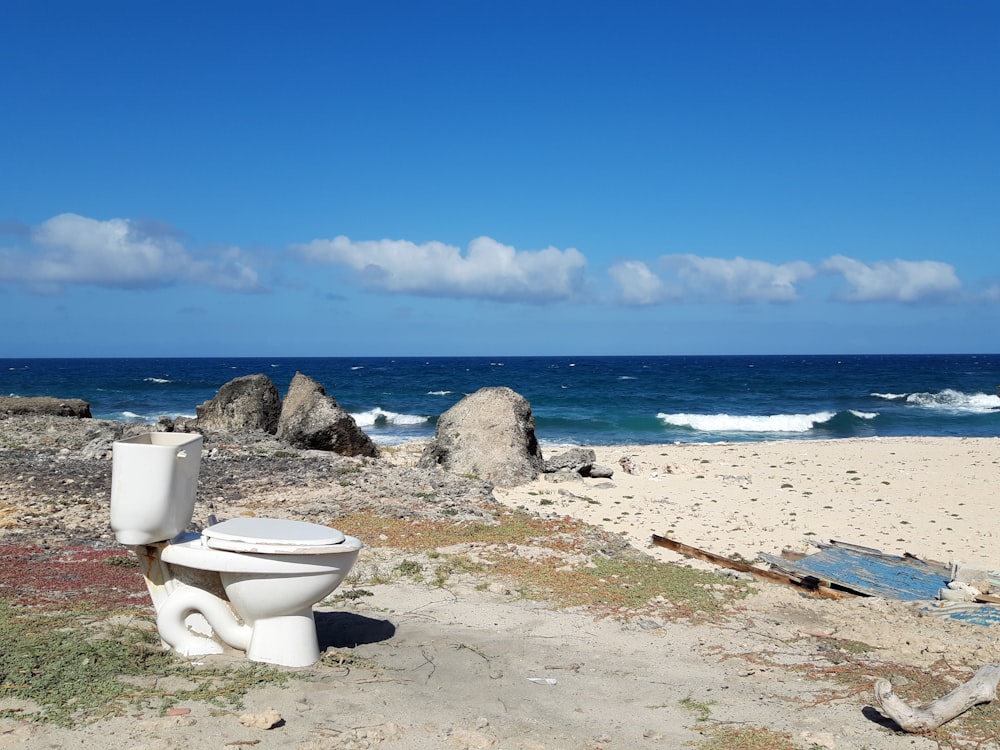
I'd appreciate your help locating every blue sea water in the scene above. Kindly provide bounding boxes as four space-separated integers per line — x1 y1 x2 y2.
2 355 999 446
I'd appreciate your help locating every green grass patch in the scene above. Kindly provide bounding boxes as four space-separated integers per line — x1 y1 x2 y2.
679 695 714 723
0 600 288 727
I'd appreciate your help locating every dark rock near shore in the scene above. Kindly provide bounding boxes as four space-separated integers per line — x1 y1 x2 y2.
0 396 92 418
195 374 282 433
544 447 597 473
277 373 379 458
420 386 543 487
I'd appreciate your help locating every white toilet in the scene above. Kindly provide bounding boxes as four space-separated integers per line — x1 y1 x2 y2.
110 432 362 668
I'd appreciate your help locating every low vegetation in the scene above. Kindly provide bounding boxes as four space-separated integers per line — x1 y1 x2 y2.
334 508 748 619
0 600 288 726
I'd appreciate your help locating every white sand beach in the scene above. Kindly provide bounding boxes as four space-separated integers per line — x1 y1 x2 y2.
498 436 1000 571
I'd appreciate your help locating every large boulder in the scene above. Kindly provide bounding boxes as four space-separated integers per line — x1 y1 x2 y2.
277 372 379 457
195 374 281 433
0 396 91 418
420 386 543 487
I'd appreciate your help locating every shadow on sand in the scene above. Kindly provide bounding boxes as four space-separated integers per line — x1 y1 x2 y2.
315 610 396 650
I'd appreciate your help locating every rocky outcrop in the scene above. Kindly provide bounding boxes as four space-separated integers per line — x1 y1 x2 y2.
194 374 282 433
0 396 92 418
420 386 543 487
277 372 379 457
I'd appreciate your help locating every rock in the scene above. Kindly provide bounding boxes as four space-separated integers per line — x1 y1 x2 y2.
277 373 379 457
587 463 615 479
79 421 155 459
543 447 596 473
194 375 281 433
420 386 543 487
0 396 91 418
542 448 614 479
239 709 282 730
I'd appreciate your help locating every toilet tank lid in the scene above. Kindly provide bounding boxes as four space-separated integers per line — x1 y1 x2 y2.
203 517 346 546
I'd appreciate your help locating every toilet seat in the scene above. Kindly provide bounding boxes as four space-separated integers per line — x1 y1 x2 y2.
202 517 347 554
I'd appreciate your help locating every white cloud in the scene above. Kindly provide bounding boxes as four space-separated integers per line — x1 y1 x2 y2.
292 235 588 302
610 254 815 304
820 254 961 302
0 213 261 292
607 260 670 304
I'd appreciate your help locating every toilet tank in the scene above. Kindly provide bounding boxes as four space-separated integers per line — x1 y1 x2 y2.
110 432 204 545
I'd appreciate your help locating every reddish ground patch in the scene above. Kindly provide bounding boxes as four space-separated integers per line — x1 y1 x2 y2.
0 545 149 611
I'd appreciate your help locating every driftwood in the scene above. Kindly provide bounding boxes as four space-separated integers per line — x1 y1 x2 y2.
873 664 1000 732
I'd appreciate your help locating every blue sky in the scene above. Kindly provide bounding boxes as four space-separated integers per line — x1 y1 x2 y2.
1 1 997 357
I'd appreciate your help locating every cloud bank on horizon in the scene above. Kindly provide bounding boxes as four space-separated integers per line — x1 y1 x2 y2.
0 212 986 308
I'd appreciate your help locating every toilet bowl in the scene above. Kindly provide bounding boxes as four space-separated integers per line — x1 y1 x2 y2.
110 432 362 667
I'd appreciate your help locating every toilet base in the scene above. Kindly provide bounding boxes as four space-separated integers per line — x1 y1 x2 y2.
246 609 321 667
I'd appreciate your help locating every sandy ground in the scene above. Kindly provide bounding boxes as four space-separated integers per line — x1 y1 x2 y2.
2 436 999 749
500 437 1000 570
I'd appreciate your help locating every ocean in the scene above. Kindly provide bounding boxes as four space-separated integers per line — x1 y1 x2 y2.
3 355 999 447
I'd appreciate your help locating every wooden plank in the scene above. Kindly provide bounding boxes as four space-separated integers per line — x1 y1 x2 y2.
650 534 846 599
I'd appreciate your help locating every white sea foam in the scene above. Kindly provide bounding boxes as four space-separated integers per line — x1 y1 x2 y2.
427 390 452 396
351 407 428 427
121 411 143 420
144 377 171 384
904 389 1000 413
871 392 907 401
849 410 879 420
657 411 838 433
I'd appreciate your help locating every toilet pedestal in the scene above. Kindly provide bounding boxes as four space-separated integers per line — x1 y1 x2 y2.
246 611 322 667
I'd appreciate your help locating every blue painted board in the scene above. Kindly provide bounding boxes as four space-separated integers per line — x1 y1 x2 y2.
782 546 947 600
762 543 1000 626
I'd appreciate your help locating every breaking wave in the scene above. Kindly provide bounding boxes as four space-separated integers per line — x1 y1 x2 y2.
872 389 1000 413
656 410 876 434
352 407 430 428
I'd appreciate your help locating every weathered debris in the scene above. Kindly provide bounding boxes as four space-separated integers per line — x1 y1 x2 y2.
759 540 951 599
758 540 1000 626
874 664 1000 732
650 534 847 599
